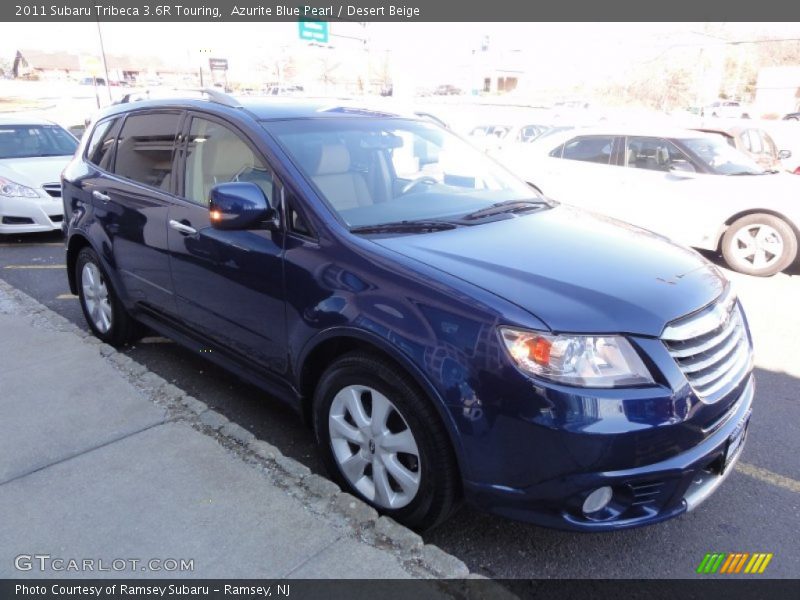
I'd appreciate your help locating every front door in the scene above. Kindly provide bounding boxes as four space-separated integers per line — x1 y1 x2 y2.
167 114 287 375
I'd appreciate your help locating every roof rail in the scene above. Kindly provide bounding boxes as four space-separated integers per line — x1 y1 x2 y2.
116 87 242 108
196 88 242 108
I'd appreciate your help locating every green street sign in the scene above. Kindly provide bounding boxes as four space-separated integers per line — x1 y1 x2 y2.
298 20 329 43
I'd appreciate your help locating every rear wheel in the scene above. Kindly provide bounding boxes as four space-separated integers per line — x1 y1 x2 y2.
721 213 797 276
76 247 142 345
313 352 460 530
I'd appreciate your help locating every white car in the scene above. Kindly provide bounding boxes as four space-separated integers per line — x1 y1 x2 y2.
0 116 78 235
496 126 800 276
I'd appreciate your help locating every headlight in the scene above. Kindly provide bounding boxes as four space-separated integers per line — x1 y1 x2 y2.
499 327 654 387
0 176 41 198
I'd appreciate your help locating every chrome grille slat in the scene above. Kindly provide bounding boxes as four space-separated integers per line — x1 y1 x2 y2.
662 290 750 400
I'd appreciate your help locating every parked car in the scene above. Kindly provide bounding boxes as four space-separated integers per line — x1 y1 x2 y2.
782 112 800 121
63 95 754 531
693 125 791 173
0 115 78 234
265 85 305 97
701 100 751 119
433 84 461 96
497 126 800 276
467 121 559 154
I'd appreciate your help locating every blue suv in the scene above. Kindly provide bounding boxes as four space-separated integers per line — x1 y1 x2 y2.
62 92 754 531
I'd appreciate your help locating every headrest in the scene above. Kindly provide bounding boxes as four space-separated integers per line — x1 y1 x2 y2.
206 138 255 176
311 144 351 175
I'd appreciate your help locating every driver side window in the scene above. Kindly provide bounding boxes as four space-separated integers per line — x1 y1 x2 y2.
183 117 274 207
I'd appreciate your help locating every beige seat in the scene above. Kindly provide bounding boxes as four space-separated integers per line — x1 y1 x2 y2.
309 144 373 211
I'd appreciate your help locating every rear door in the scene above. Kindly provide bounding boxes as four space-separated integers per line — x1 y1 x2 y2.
93 110 184 316
167 113 287 374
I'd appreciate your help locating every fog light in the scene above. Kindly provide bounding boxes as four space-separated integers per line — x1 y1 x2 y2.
582 486 613 514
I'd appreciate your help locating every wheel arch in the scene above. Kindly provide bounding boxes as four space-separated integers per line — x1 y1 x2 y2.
714 208 800 251
295 327 470 481
66 233 93 295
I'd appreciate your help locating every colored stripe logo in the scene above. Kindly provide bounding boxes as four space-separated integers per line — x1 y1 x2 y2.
696 552 773 574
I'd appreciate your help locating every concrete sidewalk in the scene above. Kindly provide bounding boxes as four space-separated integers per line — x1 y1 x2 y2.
0 280 469 580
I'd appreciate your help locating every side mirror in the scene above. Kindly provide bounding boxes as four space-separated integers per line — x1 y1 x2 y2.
778 149 792 160
669 162 697 176
209 182 277 231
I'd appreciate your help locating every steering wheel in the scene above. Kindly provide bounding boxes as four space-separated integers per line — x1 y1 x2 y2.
400 176 438 195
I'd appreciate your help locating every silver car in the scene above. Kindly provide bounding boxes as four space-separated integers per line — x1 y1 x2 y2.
0 115 78 235
497 126 800 276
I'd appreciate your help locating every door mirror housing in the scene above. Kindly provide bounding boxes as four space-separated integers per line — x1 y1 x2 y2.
668 162 698 177
778 149 792 160
209 182 278 231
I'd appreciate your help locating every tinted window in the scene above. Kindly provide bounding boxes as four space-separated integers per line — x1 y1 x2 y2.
0 124 78 159
114 112 181 190
625 136 694 172
86 118 121 170
562 136 614 164
184 117 273 207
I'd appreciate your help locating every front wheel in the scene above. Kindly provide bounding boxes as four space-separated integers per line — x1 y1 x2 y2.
76 247 142 345
313 353 460 530
721 214 797 276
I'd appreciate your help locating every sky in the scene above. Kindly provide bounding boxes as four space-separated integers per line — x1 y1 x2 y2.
2 21 799 88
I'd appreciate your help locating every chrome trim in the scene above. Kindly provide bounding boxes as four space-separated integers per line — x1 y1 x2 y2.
662 286 736 341
169 220 197 235
662 290 751 401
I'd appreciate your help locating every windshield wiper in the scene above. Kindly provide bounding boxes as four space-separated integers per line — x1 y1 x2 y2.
350 220 457 235
461 199 549 221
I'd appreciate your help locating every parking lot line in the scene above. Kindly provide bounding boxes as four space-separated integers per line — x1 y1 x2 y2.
0 242 63 247
3 265 63 269
736 462 800 493
56 293 78 300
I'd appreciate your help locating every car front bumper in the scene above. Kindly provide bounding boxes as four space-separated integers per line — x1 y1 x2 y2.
0 195 64 234
463 374 753 531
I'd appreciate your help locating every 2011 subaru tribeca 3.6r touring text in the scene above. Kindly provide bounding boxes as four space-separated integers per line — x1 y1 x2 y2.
62 93 754 531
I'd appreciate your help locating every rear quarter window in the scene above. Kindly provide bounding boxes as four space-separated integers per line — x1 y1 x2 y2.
85 118 121 171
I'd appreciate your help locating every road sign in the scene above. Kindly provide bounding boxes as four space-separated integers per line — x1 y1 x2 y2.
298 20 329 43
209 58 228 71
79 55 102 76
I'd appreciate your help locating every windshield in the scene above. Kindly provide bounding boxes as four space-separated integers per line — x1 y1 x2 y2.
264 118 540 229
681 136 764 175
0 124 78 159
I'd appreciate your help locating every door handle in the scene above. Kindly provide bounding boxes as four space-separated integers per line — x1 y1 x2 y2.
169 219 197 235
92 190 110 203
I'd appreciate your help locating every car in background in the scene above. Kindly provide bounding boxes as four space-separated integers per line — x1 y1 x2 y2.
701 100 751 119
496 126 800 276
265 85 305 97
694 126 791 173
62 95 753 532
433 84 462 96
0 115 78 235
782 112 800 121
468 122 558 154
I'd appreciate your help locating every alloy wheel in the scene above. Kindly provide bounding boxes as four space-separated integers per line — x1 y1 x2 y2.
81 262 113 333
730 224 784 270
328 384 421 509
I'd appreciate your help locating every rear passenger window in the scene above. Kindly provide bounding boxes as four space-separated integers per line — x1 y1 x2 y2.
562 136 615 164
183 117 273 207
113 112 181 191
86 118 121 171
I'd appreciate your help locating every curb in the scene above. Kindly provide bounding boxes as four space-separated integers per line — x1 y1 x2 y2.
0 278 476 580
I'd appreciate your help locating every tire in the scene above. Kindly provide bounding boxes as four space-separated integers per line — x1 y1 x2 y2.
75 247 142 345
721 213 798 276
313 352 460 531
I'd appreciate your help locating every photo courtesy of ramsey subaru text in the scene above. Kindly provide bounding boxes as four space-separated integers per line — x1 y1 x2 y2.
62 93 754 531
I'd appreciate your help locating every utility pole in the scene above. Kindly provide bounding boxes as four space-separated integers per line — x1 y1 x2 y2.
96 19 112 103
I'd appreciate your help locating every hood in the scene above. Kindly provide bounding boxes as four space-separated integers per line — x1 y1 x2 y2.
0 156 71 189
375 205 726 336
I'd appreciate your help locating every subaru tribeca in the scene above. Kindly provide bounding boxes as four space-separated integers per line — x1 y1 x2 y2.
62 93 754 531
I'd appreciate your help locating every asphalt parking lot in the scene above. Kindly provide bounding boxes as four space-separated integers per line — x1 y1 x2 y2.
1 231 798 579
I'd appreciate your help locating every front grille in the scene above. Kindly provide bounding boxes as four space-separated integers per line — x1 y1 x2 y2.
42 183 62 198
662 288 751 399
